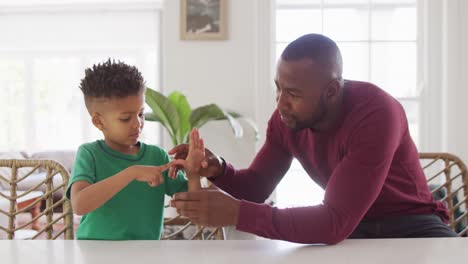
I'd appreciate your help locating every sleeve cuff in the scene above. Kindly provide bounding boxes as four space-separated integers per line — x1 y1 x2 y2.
208 157 234 183
236 199 272 234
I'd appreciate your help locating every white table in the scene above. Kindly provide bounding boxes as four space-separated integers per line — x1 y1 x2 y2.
0 238 467 263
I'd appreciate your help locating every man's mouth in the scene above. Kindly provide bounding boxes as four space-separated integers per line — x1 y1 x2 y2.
280 113 293 122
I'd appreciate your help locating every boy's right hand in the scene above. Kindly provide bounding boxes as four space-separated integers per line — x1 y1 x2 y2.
130 162 173 187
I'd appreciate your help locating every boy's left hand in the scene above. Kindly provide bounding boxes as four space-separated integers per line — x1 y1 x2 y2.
172 128 205 178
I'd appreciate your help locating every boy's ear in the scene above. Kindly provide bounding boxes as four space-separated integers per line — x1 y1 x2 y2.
92 113 104 131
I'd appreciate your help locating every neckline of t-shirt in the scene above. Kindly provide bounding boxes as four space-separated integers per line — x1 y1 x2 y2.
97 140 147 161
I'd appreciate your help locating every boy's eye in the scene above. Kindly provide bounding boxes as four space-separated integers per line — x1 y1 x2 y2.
138 112 144 118
120 117 131 122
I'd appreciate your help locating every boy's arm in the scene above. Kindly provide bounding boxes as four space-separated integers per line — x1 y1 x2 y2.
70 168 135 215
71 163 172 215
174 128 205 191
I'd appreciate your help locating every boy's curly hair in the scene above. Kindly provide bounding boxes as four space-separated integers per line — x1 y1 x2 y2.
79 58 145 100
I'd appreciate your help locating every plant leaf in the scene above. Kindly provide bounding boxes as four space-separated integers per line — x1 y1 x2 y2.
168 91 192 144
144 112 162 122
144 87 180 145
190 104 243 138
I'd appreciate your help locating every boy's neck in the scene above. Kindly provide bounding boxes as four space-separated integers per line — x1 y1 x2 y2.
103 138 140 155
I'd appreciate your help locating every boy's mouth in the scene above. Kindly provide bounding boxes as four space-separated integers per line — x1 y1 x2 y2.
129 132 140 138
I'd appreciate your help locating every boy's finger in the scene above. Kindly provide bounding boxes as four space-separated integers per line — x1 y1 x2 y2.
200 138 204 151
158 162 174 172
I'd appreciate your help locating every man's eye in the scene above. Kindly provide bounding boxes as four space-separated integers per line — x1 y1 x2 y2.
289 92 300 98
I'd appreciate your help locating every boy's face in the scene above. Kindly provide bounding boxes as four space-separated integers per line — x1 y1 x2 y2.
92 91 145 152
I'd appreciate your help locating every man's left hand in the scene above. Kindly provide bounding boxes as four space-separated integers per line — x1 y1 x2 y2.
170 188 241 227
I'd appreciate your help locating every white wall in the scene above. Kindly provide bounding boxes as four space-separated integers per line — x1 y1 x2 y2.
161 0 275 168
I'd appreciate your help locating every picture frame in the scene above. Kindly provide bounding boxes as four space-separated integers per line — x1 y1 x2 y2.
180 0 228 40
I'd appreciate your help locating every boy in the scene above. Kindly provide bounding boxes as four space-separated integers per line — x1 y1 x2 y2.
66 59 203 240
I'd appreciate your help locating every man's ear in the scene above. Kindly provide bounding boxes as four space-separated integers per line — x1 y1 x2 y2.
326 79 341 99
92 113 104 131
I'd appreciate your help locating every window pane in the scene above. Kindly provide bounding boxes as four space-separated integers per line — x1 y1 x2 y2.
338 42 369 81
399 100 419 147
371 7 416 40
33 57 83 150
372 0 416 4
371 42 417 97
275 43 289 63
276 9 322 42
276 159 325 208
0 59 26 150
323 8 369 41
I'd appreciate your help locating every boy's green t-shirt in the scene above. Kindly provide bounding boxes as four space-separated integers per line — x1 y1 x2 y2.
66 140 188 240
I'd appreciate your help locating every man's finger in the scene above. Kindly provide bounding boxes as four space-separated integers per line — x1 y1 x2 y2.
172 191 201 201
171 159 187 168
171 200 199 211
168 144 189 155
178 209 199 219
168 166 175 178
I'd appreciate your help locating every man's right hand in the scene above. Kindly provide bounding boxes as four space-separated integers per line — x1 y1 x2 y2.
168 144 224 179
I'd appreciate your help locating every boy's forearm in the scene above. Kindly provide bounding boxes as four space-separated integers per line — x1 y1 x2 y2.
187 173 201 191
73 167 135 215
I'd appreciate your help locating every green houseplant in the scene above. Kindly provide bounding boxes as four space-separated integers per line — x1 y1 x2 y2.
144 87 258 146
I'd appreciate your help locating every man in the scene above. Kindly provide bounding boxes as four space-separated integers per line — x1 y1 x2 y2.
169 34 458 244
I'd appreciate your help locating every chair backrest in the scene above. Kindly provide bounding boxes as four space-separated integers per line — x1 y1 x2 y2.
162 209 225 240
0 159 74 239
419 153 468 236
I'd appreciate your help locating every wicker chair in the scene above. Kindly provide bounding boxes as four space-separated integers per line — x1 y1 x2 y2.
419 153 468 236
162 211 225 240
0 159 74 239
162 184 225 240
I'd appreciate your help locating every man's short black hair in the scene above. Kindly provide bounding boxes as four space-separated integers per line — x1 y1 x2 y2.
281 34 343 79
79 58 145 100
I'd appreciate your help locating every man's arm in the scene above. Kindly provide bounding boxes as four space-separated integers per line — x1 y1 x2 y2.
236 106 404 244
173 105 405 244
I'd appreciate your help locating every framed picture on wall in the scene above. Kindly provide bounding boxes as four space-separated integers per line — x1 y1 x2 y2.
180 0 228 40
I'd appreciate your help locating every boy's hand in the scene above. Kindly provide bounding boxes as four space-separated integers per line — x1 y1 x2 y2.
131 162 173 187
172 128 205 179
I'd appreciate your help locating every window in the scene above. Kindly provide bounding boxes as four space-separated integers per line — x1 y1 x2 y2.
0 3 161 151
274 0 419 208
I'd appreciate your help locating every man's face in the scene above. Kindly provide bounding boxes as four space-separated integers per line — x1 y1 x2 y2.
274 58 331 130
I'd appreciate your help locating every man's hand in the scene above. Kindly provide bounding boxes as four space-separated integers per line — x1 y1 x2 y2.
170 188 240 227
168 139 224 179
130 162 173 187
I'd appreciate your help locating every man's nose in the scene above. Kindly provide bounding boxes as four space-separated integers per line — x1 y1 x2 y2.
276 91 289 110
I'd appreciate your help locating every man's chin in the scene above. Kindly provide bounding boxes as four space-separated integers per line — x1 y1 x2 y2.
282 120 300 130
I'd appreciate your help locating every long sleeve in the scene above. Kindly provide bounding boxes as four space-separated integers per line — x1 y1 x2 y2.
235 104 405 244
